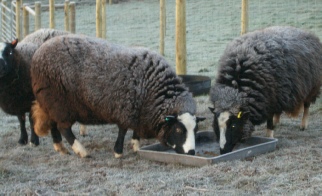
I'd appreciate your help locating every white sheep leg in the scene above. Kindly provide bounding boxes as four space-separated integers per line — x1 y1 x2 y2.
300 105 309 130
72 139 89 158
266 129 274 138
114 153 123 158
53 142 70 155
273 113 281 126
131 139 140 152
79 124 88 136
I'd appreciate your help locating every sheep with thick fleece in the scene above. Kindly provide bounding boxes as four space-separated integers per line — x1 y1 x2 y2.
209 26 322 154
0 29 69 145
31 34 205 158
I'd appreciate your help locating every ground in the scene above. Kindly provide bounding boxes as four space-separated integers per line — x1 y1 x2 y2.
0 0 322 195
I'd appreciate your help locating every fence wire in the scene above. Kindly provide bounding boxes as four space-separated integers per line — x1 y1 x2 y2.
2 0 322 80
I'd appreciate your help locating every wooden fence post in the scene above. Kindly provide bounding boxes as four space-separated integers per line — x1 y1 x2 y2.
175 0 186 75
23 4 29 38
159 0 166 56
49 0 55 28
241 0 248 35
96 0 102 38
35 1 41 30
64 0 70 32
69 2 75 33
101 0 106 39
15 0 21 40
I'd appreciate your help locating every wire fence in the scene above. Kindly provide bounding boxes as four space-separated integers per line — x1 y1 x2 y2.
1 0 322 80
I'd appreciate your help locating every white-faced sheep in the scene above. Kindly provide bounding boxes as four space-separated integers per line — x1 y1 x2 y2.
0 29 68 146
31 34 205 158
209 26 322 154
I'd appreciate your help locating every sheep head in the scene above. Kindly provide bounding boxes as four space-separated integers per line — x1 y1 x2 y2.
0 39 18 78
209 108 251 154
210 84 252 154
158 113 205 155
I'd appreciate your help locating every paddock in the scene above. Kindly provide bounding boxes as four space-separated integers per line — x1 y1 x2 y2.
0 0 321 194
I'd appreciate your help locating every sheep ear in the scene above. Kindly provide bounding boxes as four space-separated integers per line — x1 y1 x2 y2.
196 117 206 123
164 115 177 123
209 107 220 118
208 107 215 114
11 39 18 48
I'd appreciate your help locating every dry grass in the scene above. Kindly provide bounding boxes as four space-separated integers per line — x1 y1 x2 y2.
0 95 321 195
1 0 322 195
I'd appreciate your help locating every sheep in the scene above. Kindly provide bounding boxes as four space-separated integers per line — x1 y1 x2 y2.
31 34 205 158
209 26 322 154
0 29 69 146
24 29 88 136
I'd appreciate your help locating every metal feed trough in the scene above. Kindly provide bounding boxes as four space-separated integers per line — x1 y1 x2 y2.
138 131 278 167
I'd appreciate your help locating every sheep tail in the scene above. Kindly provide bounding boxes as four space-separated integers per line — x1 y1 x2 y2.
32 101 51 137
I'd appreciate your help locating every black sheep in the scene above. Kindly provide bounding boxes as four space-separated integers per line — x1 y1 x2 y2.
0 39 39 145
209 26 322 154
0 29 68 145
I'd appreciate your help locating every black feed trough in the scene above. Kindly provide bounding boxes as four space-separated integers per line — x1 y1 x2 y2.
178 75 211 96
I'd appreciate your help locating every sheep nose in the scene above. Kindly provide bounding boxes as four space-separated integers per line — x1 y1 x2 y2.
187 150 195 155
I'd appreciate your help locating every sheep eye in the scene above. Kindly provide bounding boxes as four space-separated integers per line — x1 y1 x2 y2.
5 50 12 56
176 128 182 133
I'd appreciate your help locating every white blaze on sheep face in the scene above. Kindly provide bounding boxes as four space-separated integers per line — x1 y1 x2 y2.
178 113 196 154
218 111 230 149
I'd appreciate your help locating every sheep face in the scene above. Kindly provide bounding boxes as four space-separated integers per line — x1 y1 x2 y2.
162 113 205 155
0 39 18 78
210 108 249 154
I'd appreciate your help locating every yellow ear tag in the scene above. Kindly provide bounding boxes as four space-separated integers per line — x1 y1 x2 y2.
237 112 242 119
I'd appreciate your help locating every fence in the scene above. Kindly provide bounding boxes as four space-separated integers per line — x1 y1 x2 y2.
1 0 322 80
0 0 16 42
0 0 75 42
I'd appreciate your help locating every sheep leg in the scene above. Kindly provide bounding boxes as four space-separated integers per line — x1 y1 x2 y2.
300 102 310 130
131 131 140 152
58 125 89 158
79 124 87 136
266 117 274 138
29 112 39 146
114 125 128 158
273 113 281 127
51 123 69 155
17 114 28 145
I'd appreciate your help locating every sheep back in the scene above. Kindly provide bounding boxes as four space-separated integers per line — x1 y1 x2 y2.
21 28 69 47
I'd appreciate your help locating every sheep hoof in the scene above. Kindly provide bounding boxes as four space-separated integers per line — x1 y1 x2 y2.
79 125 87 137
77 152 90 158
114 153 123 158
18 139 28 145
54 142 70 155
266 129 274 138
131 139 140 152
29 142 38 147
72 139 89 158
30 138 40 146
299 127 305 131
